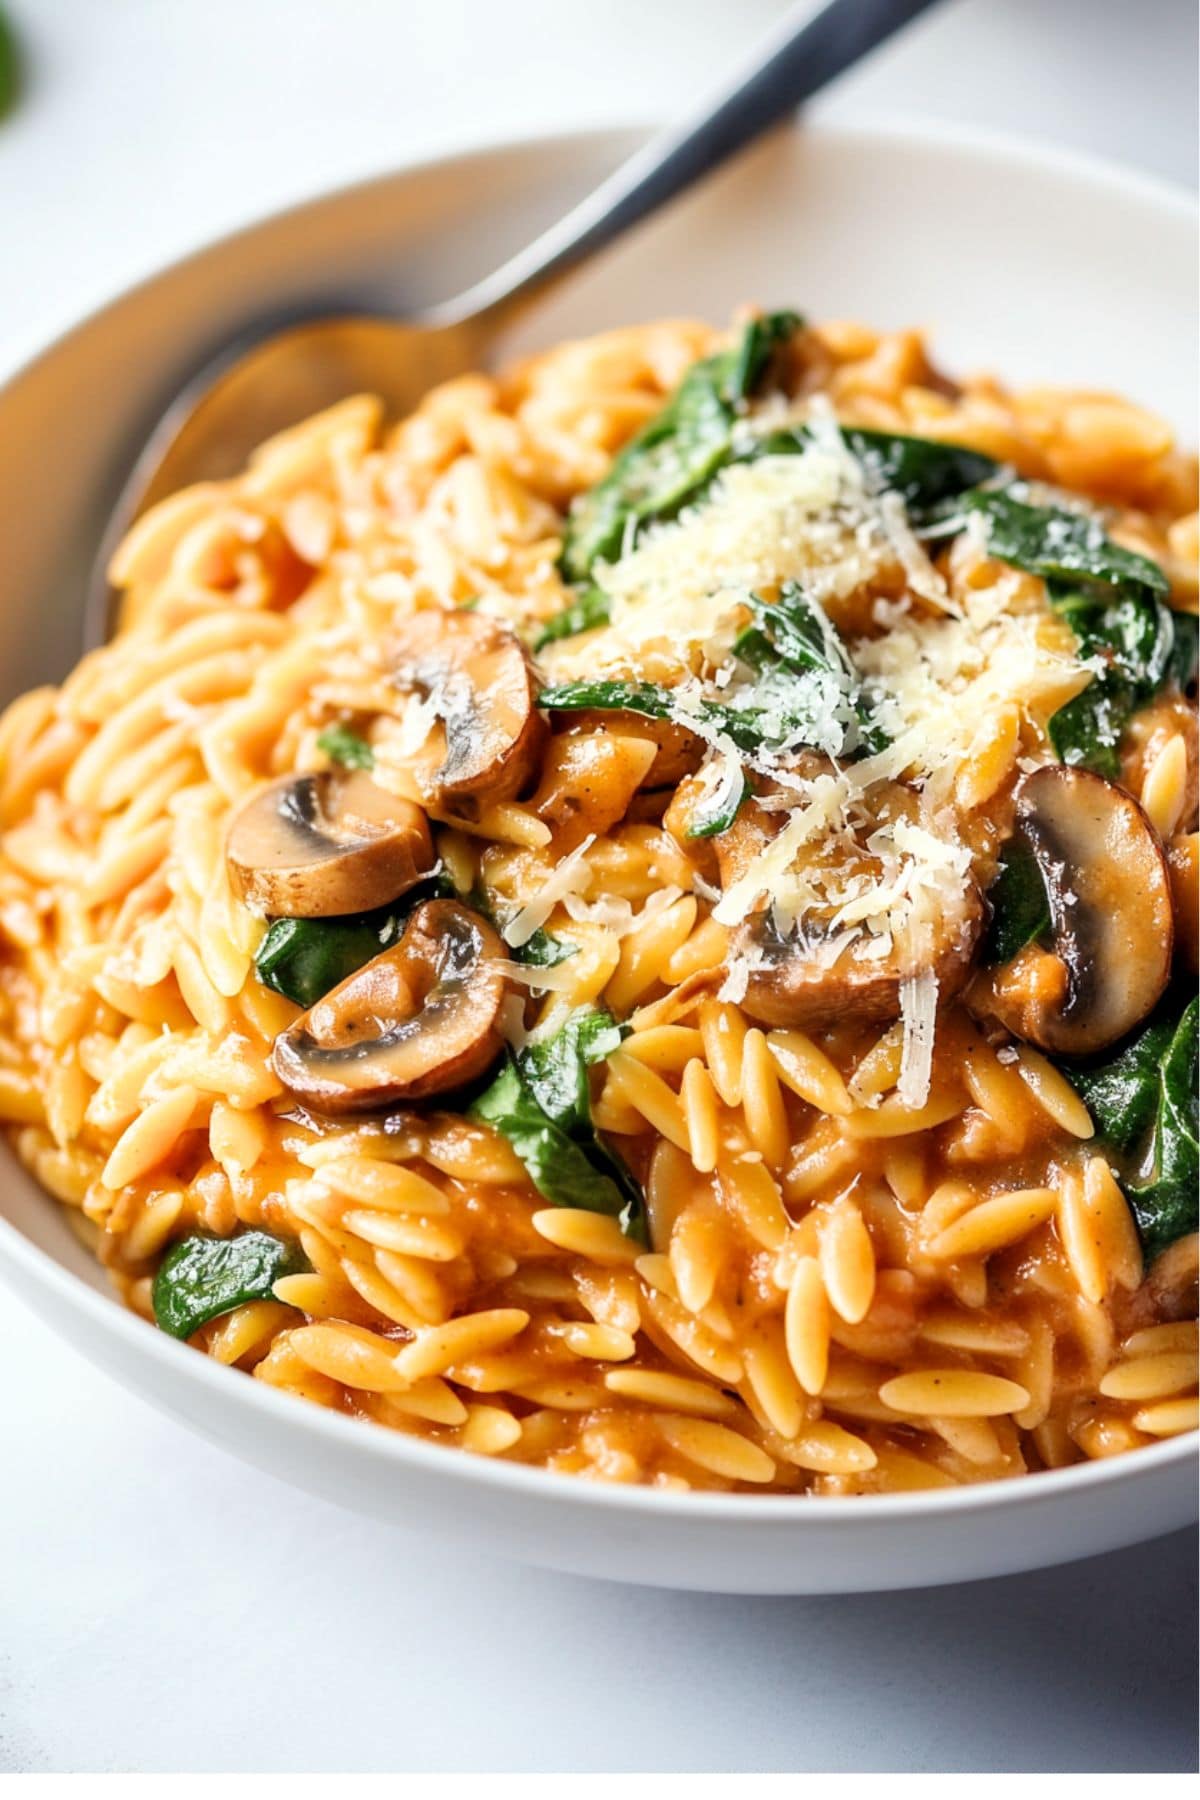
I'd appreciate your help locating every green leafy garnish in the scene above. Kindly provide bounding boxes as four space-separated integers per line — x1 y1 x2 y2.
686 766 753 840
841 427 998 512
255 874 455 1008
519 1006 625 1132
540 679 765 753
954 489 1169 601
152 1231 308 1340
470 1007 644 1237
534 584 612 650
928 487 1179 776
751 422 998 516
982 838 1052 966
1066 996 1199 1264
516 927 575 968
1046 587 1178 776
1167 610 1199 691
541 581 879 838
315 724 375 770
467 881 574 970
560 311 801 582
0 8 19 122
542 583 871 759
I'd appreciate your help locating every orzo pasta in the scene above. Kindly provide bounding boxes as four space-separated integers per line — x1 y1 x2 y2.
1 309 1196 1493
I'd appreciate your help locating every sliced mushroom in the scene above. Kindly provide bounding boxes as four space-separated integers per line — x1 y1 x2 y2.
1168 832 1199 973
733 887 984 1031
227 769 434 917
271 899 506 1112
390 610 546 811
972 765 1173 1056
715 800 984 1031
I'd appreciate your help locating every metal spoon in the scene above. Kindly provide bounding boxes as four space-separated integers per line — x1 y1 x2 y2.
85 0 942 642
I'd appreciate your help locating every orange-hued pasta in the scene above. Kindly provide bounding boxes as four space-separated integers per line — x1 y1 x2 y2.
0 311 1196 1493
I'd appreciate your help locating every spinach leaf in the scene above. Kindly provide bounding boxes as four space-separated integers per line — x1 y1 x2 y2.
686 764 752 840
516 927 575 968
470 1008 644 1238
256 911 401 1008
316 723 375 769
752 423 998 514
1131 1000 1200 1264
1046 587 1177 776
539 679 768 754
733 586 832 676
542 581 878 839
560 311 801 581
152 1230 307 1340
467 882 574 969
954 489 1169 601
255 873 456 1007
841 427 999 511
933 489 1176 776
1167 610 1199 692
534 583 612 650
983 838 1052 966
542 581 879 780
1069 1008 1177 1157
0 7 19 122
734 580 886 755
519 1005 626 1133
1066 996 1199 1264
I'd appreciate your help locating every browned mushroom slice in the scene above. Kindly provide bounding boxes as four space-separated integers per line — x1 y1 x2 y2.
390 610 546 810
1168 832 1199 973
973 765 1173 1056
711 796 984 1032
733 888 984 1032
271 900 506 1112
227 769 435 917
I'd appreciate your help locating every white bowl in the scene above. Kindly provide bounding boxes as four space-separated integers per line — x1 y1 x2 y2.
0 123 1195 1594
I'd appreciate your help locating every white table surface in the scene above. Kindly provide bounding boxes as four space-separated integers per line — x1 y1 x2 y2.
0 0 1196 1775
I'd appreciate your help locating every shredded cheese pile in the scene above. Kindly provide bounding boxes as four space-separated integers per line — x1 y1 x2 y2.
536 418 1091 1104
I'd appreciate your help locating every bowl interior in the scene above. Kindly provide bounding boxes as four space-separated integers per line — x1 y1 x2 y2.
0 122 1195 1578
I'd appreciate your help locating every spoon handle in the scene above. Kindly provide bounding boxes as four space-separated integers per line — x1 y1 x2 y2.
439 0 944 328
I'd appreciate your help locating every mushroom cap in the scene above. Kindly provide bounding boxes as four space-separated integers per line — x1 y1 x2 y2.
389 609 547 810
977 764 1173 1056
227 769 435 918
712 792 985 1031
734 885 985 1032
270 899 507 1113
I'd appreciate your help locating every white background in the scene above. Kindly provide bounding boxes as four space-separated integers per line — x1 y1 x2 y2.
0 0 1196 1775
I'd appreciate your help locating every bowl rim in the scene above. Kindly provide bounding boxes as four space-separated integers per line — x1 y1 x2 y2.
1 112 1196 386
0 115 1195 1525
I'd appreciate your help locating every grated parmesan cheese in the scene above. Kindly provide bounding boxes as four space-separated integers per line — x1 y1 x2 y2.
502 834 595 948
897 968 938 1109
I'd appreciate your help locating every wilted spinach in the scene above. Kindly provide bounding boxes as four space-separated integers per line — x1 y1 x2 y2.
315 723 375 770
533 583 612 650
1066 995 1199 1264
982 838 1052 967
541 581 877 835
254 873 456 1007
470 1006 644 1237
152 1231 308 1340
559 310 801 583
931 488 1180 777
